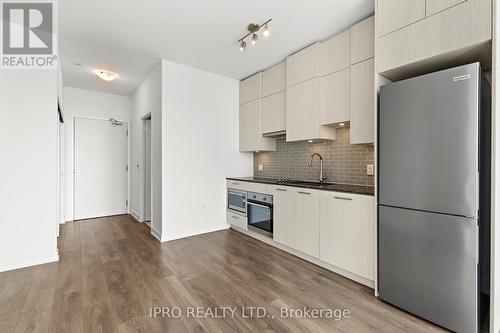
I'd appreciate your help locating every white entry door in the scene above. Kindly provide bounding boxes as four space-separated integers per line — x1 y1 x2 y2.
74 118 128 220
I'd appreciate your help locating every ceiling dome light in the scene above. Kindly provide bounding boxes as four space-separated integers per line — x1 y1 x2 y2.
239 40 246 52
263 24 270 37
251 33 258 46
94 69 118 81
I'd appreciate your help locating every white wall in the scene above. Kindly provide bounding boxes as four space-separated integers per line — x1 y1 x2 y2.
0 69 59 271
161 60 253 241
63 87 132 221
130 63 162 239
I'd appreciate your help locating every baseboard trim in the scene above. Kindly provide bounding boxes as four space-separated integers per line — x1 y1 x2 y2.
151 226 162 242
0 251 59 273
231 226 374 288
131 210 141 222
59 218 65 225
161 225 230 242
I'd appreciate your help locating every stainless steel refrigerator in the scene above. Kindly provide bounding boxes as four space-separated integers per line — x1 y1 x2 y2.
378 63 491 333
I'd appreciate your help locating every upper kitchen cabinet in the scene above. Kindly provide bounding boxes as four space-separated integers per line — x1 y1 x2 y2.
350 58 375 144
377 0 491 79
239 99 276 152
286 43 321 87
377 0 426 37
321 68 350 126
286 78 336 142
262 62 285 97
261 62 286 136
239 73 261 104
262 91 286 135
322 30 350 76
350 16 375 65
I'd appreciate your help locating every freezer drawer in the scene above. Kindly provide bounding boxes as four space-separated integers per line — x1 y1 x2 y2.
378 205 478 333
379 63 480 218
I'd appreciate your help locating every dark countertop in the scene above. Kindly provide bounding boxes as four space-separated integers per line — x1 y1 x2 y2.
226 177 374 196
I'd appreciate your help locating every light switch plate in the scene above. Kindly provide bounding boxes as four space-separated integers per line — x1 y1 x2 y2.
367 164 374 176
258 164 264 172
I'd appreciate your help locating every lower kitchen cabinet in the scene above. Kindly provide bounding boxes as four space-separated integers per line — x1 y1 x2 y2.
227 212 247 230
319 191 374 280
272 186 294 247
293 188 320 258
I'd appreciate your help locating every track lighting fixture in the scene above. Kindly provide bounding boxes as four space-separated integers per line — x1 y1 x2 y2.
237 19 271 51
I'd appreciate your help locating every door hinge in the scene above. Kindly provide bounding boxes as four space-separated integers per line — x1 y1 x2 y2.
126 200 128 206
126 165 128 171
126 129 128 136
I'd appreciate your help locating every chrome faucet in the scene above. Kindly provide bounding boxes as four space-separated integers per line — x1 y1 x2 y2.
308 153 326 183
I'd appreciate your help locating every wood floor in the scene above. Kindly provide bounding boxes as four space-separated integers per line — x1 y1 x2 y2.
0 215 446 332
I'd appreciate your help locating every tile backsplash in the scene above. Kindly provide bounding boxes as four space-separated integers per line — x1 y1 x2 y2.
253 128 374 186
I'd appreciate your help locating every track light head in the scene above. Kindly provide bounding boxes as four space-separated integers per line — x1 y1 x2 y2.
263 24 270 37
251 33 258 46
239 40 246 51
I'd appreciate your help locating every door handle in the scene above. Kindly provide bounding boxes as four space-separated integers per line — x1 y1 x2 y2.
276 188 287 192
247 202 271 209
334 196 352 201
297 191 311 195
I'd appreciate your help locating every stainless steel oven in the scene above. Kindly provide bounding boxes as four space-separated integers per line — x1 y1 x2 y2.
227 189 247 215
247 192 273 237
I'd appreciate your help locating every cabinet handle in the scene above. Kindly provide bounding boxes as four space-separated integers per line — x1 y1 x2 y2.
334 196 352 201
231 182 240 186
232 215 240 219
298 191 311 195
276 188 287 192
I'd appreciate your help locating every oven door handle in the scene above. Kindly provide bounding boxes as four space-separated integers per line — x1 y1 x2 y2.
247 201 272 209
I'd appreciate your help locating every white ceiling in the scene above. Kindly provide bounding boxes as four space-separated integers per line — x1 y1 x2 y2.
60 0 374 96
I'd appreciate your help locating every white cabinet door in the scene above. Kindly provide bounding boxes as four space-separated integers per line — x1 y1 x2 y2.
240 73 261 104
294 189 320 258
239 100 276 152
377 0 426 37
320 192 375 280
239 100 261 152
426 0 466 16
286 78 320 141
321 68 350 126
262 62 285 97
321 30 350 76
227 212 247 230
286 43 321 87
273 187 294 247
350 58 374 144
350 16 375 65
262 91 286 135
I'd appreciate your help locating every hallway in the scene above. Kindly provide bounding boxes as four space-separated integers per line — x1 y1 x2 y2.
0 216 444 332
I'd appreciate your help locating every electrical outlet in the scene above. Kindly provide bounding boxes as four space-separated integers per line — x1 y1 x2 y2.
367 164 374 176
258 164 264 172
